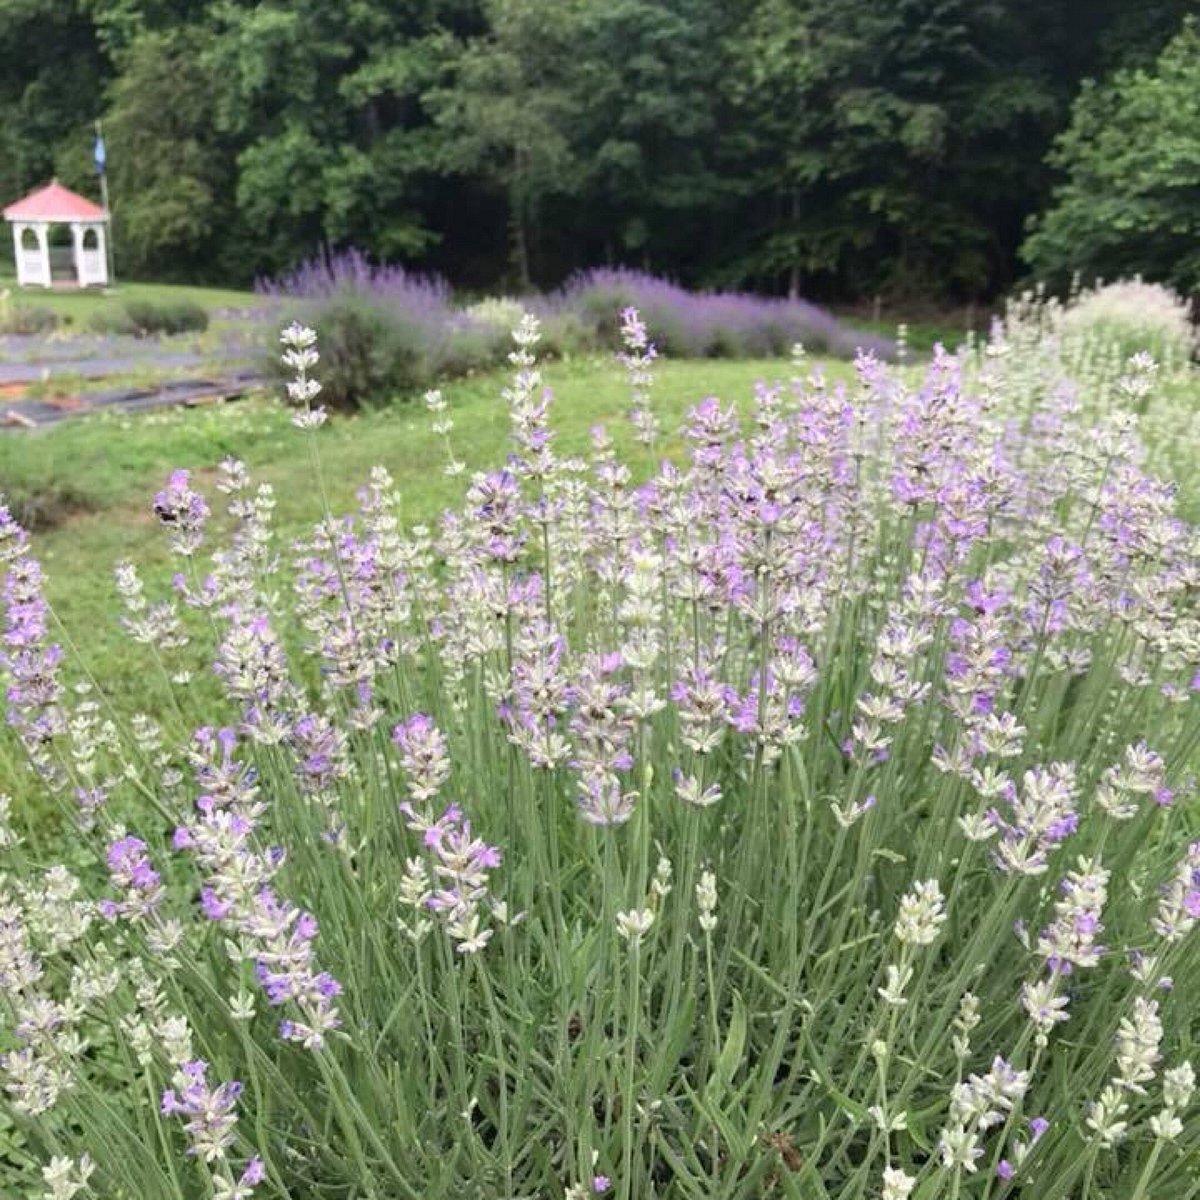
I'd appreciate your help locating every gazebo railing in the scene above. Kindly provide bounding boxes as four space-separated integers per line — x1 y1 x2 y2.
18 247 48 286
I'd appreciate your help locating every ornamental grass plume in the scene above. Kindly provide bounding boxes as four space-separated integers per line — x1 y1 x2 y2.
0 309 1198 1200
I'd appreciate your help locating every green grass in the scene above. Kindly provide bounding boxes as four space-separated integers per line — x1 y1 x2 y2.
0 276 261 326
831 310 985 355
1 355 838 716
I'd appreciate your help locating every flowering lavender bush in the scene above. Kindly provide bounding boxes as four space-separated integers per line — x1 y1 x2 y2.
1 309 1198 1200
554 267 895 360
260 252 891 407
982 288 1200 504
1059 281 1196 371
259 249 510 406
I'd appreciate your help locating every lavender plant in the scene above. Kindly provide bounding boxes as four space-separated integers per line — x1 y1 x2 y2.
259 253 892 409
553 267 895 361
0 309 1198 1200
977 286 1200 510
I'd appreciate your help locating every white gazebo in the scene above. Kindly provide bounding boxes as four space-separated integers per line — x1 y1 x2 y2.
3 179 110 288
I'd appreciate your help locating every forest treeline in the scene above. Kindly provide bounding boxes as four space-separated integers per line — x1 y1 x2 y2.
1 0 1196 301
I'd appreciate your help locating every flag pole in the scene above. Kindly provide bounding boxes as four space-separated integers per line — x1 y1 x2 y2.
94 119 115 287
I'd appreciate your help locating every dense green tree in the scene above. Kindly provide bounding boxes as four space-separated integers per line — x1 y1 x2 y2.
0 0 1193 297
718 0 1144 299
101 26 233 279
562 0 736 278
424 0 583 288
0 0 106 204
1022 19 1200 295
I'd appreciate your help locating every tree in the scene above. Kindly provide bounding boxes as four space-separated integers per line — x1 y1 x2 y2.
424 0 582 289
0 0 107 204
719 0 1108 300
562 0 734 279
101 26 235 279
1022 19 1200 295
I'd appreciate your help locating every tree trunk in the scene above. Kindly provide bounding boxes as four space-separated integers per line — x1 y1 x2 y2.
509 155 531 291
788 189 801 298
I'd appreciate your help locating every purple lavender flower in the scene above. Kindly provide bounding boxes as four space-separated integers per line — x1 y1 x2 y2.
467 470 526 563
101 835 163 921
153 469 210 557
161 1060 245 1163
0 548 65 761
175 732 341 1049
409 803 503 953
393 713 451 802
989 763 1079 875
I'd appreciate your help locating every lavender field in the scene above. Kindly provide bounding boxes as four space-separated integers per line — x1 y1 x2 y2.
0 285 1198 1200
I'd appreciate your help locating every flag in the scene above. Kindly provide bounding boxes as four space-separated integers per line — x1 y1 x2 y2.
93 132 106 174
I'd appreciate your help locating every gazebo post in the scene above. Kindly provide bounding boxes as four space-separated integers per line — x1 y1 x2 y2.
35 223 50 287
71 222 84 287
70 221 108 288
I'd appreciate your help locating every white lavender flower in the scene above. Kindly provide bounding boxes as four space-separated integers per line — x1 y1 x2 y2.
881 1165 916 1199
894 879 947 946
696 869 718 932
1085 1084 1130 1146
615 908 655 945
1114 997 1163 1092
40 1153 94 1200
878 963 913 1007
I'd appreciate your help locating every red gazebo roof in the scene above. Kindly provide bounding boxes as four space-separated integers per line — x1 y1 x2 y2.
3 180 107 222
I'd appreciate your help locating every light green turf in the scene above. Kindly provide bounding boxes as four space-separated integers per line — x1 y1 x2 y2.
0 275 262 325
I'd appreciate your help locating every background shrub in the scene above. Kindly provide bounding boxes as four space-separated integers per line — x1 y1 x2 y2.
1059 279 1196 367
294 293 432 410
261 254 894 409
87 299 209 337
552 268 894 360
0 299 59 335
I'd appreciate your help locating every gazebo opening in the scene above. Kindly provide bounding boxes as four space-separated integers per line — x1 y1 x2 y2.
3 179 110 289
48 223 75 284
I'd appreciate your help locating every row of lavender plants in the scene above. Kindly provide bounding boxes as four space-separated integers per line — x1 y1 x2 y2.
259 250 894 407
1 307 1198 1200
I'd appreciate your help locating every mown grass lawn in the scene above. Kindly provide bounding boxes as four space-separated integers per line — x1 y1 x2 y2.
0 276 263 325
0 354 847 725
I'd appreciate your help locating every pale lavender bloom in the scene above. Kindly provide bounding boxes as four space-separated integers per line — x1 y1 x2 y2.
618 305 659 445
0 502 30 564
1036 858 1110 975
161 1060 244 1162
153 469 210 557
988 763 1079 875
408 803 503 953
175 730 341 1048
0 540 65 762
99 836 163 922
392 713 452 802
467 470 526 563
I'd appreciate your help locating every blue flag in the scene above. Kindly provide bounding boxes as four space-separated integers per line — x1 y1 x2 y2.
94 134 106 174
